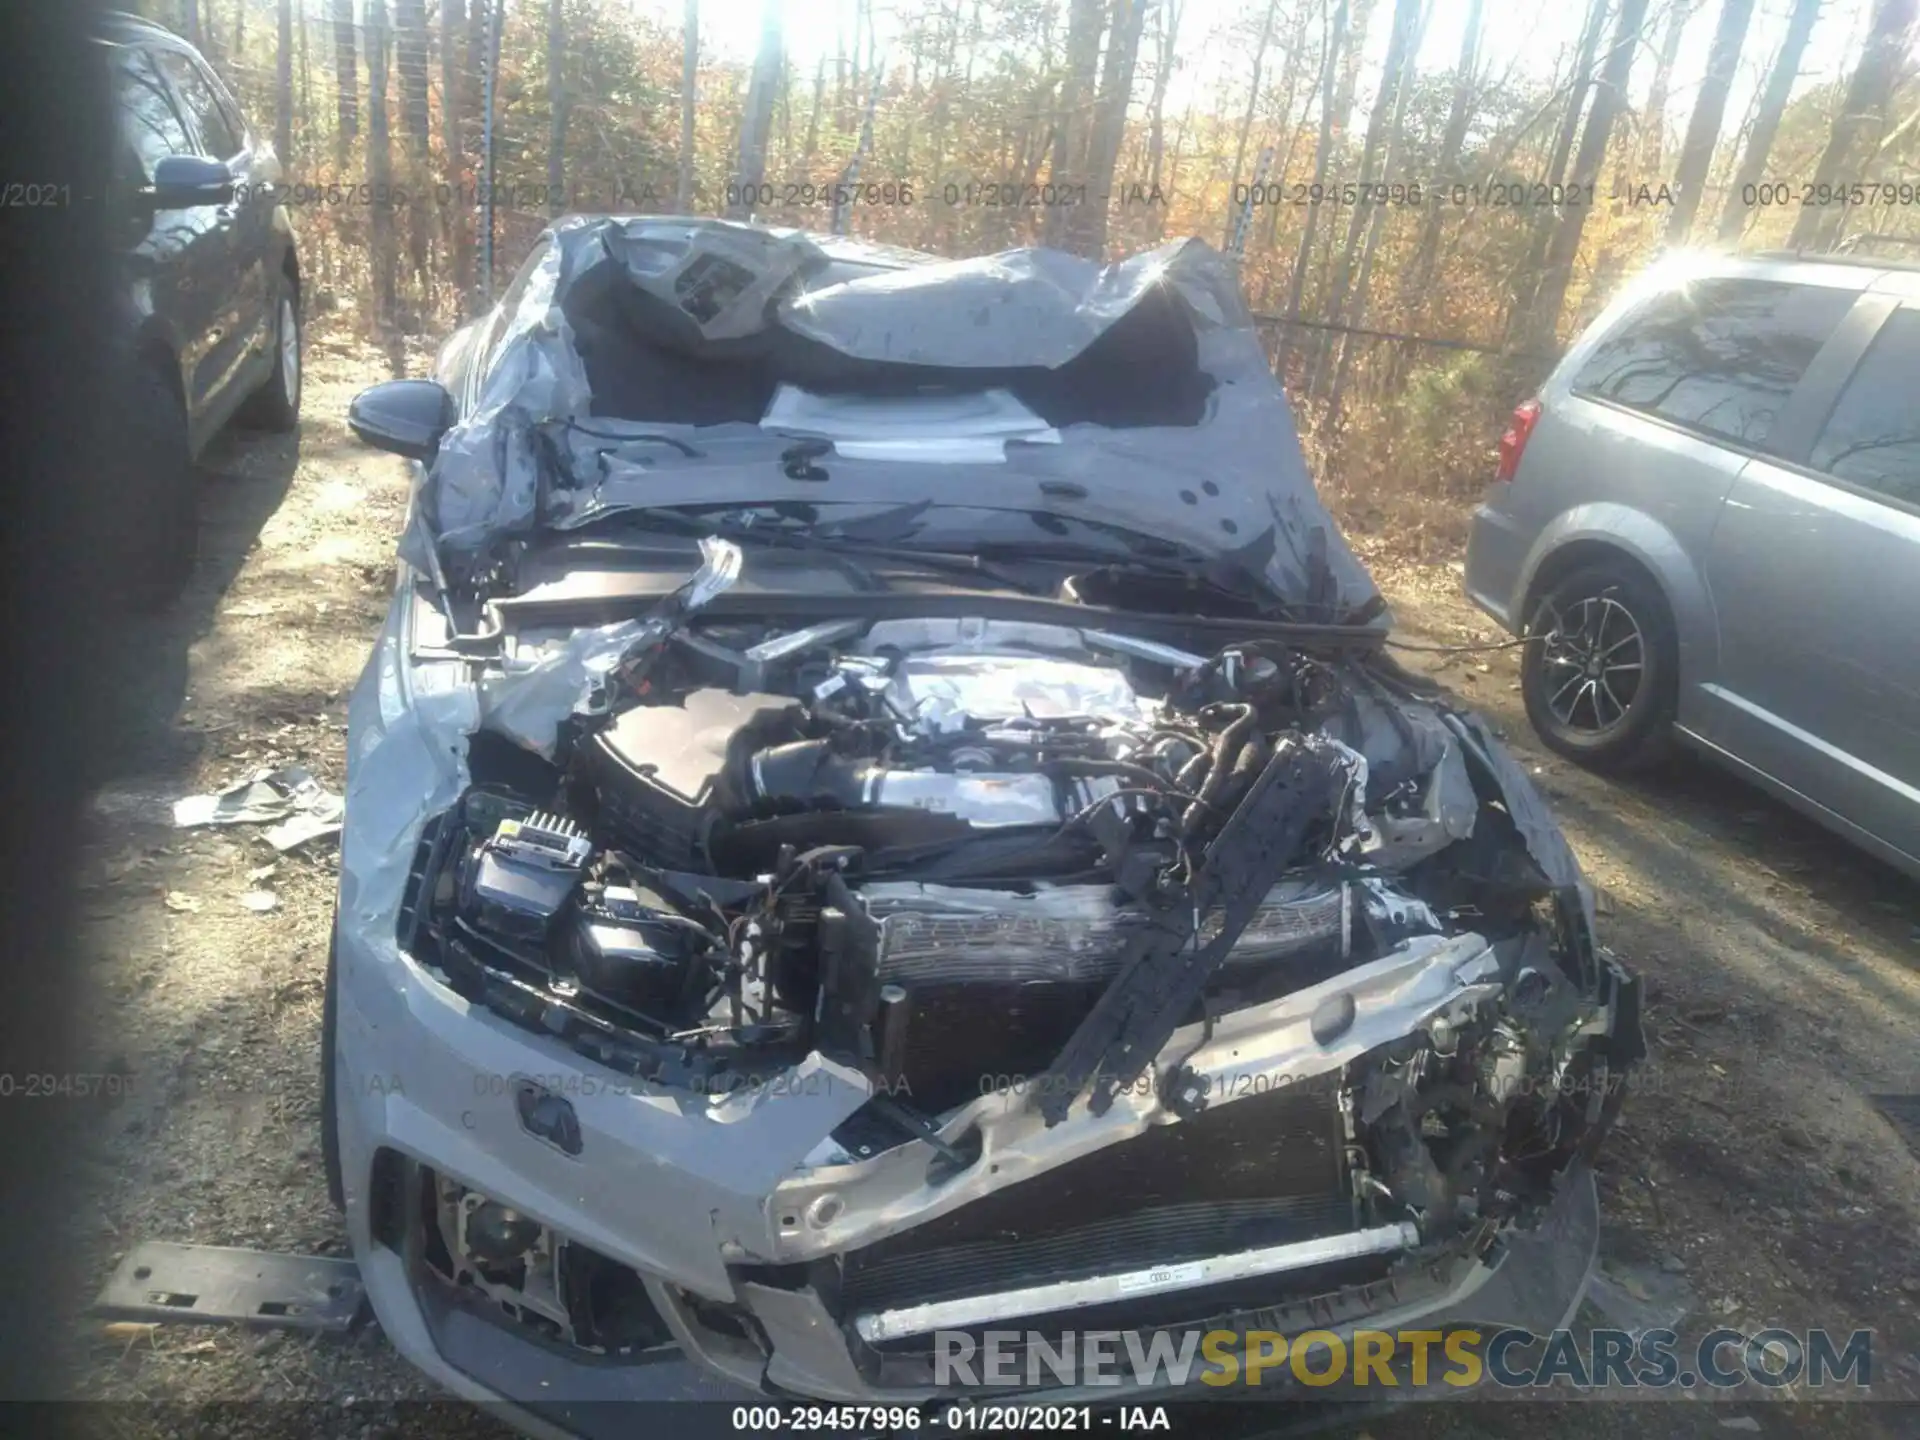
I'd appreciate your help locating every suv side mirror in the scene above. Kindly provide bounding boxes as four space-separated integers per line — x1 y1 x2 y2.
349 379 458 462
148 154 234 210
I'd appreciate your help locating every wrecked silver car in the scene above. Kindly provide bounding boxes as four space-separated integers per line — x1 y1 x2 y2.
332 217 1644 1425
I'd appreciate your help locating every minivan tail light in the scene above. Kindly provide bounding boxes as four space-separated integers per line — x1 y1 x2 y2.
1495 399 1542 482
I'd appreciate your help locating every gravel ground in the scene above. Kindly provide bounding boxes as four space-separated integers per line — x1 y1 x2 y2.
58 329 1920 1439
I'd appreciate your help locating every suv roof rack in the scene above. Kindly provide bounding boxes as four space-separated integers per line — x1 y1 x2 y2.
1749 237 1920 273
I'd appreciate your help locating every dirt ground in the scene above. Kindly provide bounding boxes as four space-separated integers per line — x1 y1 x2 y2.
59 327 1920 1439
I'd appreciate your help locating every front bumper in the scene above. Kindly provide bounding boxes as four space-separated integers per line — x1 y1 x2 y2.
336 922 1607 1438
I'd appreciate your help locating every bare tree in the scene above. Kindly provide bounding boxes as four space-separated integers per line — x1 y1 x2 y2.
331 0 357 173
1789 0 1916 249
1278 0 1348 374
298 0 312 164
802 54 826 173
1327 0 1429 422
1331 0 1379 141
276 0 293 164
441 0 470 308
925 0 966 248
1309 0 1420 401
1639 0 1695 174
1717 0 1823 241
778 48 795 181
1666 0 1755 241
1511 0 1609 327
547 0 569 215
733 0 785 217
679 0 699 211
1224 0 1283 250
464 0 488 162
1405 0 1484 306
1258 0 1321 263
396 0 431 161
941 0 984 250
1144 0 1186 239
1525 0 1654 351
1077 0 1150 256
367 0 397 334
893 21 922 184
1045 0 1104 245
1552 0 1611 187
389 0 432 291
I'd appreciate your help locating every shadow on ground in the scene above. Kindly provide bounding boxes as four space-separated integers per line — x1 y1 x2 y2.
92 420 302 786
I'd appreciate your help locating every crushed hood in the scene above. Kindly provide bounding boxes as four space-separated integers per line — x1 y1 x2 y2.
411 217 1383 624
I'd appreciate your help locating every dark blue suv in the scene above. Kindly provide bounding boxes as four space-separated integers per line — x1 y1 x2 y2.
103 10 302 600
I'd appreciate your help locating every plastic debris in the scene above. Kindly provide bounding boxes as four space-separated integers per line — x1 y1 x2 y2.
172 765 344 851
261 812 344 853
240 891 279 913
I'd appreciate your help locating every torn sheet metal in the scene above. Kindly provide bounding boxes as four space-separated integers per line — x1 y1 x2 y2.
173 765 345 850
405 229 590 566
410 217 1380 624
1444 711 1597 926
339 585 482 933
780 242 1240 367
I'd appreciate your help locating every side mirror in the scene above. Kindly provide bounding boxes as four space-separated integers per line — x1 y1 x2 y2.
148 154 234 210
348 379 457 462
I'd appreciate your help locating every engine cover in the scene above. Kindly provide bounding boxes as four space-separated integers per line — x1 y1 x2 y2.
746 739 1064 829
586 689 801 867
877 651 1153 735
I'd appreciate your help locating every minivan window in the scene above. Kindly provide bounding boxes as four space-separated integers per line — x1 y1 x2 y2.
1809 308 1920 505
1570 278 1854 450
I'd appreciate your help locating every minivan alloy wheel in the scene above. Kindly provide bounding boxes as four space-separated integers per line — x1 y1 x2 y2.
1537 592 1644 733
1520 562 1677 772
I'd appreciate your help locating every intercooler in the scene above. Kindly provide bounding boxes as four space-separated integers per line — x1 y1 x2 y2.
854 880 1351 1113
839 1075 1361 1339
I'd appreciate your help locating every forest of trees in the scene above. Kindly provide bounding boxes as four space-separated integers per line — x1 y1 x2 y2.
137 0 1920 546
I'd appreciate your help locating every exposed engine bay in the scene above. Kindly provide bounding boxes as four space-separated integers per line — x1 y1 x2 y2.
398 600 1642 1328
340 223 1643 1400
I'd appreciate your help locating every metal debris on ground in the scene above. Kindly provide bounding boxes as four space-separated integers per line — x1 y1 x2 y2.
1585 1259 1699 1336
93 1241 366 1333
171 764 344 852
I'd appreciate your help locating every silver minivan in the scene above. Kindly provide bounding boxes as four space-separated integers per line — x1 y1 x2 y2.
1465 250 1920 878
